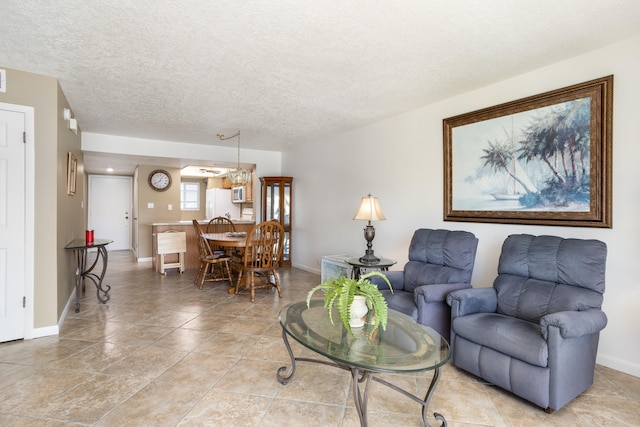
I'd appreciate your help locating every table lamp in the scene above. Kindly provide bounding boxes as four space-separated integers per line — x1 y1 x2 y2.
353 193 386 264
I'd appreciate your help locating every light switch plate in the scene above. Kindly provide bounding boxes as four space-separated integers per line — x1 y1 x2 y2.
148 202 154 208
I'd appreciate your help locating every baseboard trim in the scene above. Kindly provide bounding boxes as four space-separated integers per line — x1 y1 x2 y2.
597 353 640 378
31 324 59 339
291 262 320 276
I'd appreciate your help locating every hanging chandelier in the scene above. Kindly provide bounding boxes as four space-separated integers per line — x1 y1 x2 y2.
216 130 252 186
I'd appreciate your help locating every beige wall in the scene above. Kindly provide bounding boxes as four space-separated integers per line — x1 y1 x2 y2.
0 67 82 329
55 83 84 317
136 165 183 258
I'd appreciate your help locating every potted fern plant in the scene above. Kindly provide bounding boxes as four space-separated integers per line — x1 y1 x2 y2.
306 271 393 336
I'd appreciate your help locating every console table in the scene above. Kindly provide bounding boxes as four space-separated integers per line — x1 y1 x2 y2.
65 239 112 312
277 300 450 426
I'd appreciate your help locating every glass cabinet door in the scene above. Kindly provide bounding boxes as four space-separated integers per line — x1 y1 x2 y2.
261 177 293 266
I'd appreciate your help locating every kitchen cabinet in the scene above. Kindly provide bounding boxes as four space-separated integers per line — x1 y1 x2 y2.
261 176 292 266
245 171 254 202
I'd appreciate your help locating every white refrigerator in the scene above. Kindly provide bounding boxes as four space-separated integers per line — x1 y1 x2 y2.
205 188 240 220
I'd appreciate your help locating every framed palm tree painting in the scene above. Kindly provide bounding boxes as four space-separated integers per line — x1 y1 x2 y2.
443 75 612 228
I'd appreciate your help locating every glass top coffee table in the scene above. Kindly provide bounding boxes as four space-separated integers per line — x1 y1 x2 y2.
277 299 450 426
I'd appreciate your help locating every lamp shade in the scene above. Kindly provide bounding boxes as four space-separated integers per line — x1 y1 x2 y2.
353 194 386 221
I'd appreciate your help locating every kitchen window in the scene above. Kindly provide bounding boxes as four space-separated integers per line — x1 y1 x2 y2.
180 182 200 210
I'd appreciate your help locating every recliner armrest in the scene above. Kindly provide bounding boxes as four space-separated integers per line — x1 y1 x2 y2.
414 282 471 304
540 309 608 339
447 287 497 316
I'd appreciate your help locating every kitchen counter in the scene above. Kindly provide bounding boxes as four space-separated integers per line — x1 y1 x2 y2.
151 219 256 272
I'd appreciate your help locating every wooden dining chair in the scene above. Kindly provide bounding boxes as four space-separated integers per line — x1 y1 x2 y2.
206 216 236 234
233 220 285 302
192 220 232 289
207 216 243 270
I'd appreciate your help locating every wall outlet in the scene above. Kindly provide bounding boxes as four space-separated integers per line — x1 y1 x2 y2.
168 204 173 211
148 202 154 209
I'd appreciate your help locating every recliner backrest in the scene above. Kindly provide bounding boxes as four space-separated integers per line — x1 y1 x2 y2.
494 234 607 323
403 229 478 293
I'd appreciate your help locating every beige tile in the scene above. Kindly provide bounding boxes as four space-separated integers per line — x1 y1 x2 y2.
95 381 206 426
105 323 175 346
148 327 215 351
591 364 640 401
58 319 130 341
0 336 94 367
101 346 187 380
569 392 640 426
194 332 260 357
178 390 272 426
428 378 507 426
243 335 292 363
0 369 92 415
0 362 38 389
488 385 579 426
262 398 345 427
155 352 237 388
180 313 237 332
0 414 72 426
363 372 422 415
39 374 148 424
220 315 277 336
49 341 139 373
138 309 200 328
342 406 426 427
276 363 350 406
215 358 286 397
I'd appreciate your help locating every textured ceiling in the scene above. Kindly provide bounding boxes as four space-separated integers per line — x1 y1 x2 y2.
2 1 640 157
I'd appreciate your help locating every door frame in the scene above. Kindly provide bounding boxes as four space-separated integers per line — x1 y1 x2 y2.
0 102 35 339
88 174 133 251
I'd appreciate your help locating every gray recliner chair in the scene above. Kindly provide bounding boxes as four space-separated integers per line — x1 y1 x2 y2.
370 228 478 342
447 234 607 412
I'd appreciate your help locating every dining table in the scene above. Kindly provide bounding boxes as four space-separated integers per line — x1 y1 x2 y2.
202 232 251 294
202 232 249 248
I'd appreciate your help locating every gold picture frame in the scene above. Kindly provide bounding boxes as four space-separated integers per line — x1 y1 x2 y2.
443 75 613 228
67 152 77 195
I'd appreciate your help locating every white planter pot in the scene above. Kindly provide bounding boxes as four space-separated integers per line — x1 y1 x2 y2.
349 295 369 328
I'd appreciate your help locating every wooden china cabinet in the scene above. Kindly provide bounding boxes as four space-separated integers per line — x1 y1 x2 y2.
260 176 293 266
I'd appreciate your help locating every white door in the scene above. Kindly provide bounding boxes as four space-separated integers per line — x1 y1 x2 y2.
0 108 25 342
88 175 132 250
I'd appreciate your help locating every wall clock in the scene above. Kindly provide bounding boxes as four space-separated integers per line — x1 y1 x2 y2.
148 169 172 192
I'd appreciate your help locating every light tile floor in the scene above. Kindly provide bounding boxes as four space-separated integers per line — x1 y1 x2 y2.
0 251 639 426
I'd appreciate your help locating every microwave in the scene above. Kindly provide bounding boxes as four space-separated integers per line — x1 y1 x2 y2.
232 186 246 203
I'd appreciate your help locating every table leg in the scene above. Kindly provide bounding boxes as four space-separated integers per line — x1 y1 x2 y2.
372 367 447 427
423 367 446 426
72 246 111 312
351 368 374 427
73 249 85 313
82 246 111 305
276 328 297 384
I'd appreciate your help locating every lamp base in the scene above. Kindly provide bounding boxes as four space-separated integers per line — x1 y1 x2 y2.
359 251 380 264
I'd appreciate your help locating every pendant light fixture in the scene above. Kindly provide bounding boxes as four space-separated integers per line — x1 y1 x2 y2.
217 130 252 186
